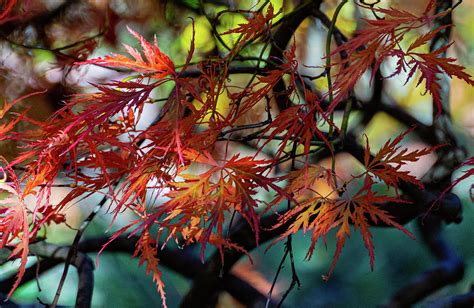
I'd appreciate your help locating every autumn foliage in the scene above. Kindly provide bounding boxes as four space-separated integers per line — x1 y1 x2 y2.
0 0 473 306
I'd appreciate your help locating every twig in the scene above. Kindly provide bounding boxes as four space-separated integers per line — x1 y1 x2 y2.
50 201 102 307
29 242 94 308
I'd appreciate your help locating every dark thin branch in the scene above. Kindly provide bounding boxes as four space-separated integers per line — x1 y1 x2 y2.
1 31 104 53
267 0 323 112
427 0 467 185
377 100 435 144
180 212 285 308
0 293 20 308
50 205 101 308
28 242 94 308
178 65 265 78
0 1 80 37
0 258 59 293
360 70 383 126
342 133 463 224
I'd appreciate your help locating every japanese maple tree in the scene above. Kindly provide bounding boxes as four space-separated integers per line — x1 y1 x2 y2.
0 0 473 307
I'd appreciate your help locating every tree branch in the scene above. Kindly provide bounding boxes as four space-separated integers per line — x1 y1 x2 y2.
0 1 80 37
181 131 464 307
0 235 274 308
28 242 94 308
384 215 464 307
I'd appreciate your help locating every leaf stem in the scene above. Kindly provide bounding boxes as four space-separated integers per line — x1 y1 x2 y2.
325 0 348 118
326 0 348 185
340 96 353 135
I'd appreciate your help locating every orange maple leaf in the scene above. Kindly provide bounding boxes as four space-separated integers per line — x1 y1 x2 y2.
133 230 167 308
78 26 175 78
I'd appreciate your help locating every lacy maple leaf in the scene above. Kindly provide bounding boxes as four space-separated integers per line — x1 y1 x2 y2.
78 26 176 78
270 128 433 279
327 0 474 113
0 164 29 298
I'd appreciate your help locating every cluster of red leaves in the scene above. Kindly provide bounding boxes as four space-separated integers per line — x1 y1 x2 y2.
270 129 432 279
0 0 33 25
1 1 473 306
327 1 474 114
364 128 436 192
0 0 18 24
221 3 276 47
259 87 335 161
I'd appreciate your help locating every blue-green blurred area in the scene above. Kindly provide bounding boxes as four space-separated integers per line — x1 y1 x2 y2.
13 254 191 307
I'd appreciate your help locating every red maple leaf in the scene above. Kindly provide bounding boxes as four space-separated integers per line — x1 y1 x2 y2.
77 26 176 78
327 0 474 114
